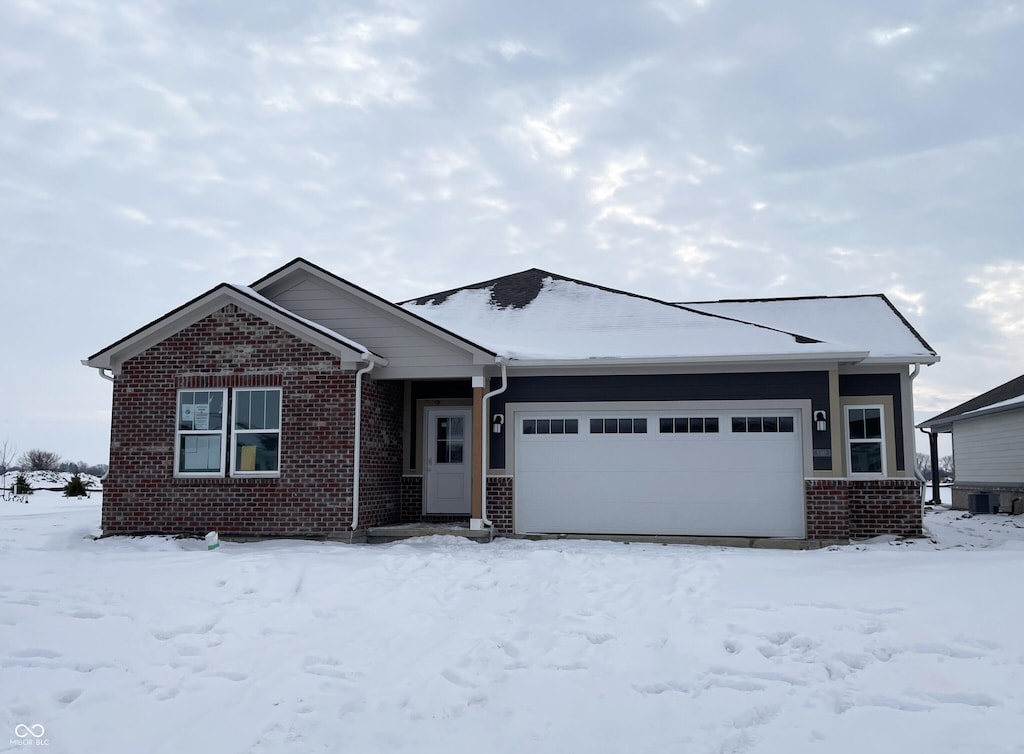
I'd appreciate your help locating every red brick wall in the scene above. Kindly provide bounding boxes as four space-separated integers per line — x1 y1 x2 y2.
356 377 403 528
103 304 375 538
486 477 513 534
805 478 922 541
400 476 423 520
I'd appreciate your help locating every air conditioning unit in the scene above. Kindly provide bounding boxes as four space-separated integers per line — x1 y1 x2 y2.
967 493 995 514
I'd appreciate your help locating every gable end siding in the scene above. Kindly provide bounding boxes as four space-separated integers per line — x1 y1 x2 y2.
267 277 477 371
953 411 1024 485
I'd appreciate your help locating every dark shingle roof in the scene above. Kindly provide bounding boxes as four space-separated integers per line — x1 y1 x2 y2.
402 268 575 309
919 374 1024 430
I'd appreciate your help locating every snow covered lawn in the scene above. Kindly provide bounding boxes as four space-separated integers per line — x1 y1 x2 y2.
2 496 1023 754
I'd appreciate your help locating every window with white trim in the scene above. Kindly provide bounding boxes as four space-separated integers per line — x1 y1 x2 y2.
175 388 282 477
176 389 227 475
232 388 282 475
846 406 885 475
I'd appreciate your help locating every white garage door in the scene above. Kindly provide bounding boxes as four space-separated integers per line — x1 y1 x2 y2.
514 408 806 537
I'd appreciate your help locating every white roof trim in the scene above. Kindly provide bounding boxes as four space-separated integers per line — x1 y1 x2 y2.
85 284 377 373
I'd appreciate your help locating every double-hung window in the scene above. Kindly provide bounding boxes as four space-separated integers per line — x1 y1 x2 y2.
232 388 281 475
847 406 885 475
176 390 227 476
175 388 281 477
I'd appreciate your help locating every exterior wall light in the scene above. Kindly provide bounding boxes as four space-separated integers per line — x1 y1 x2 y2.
492 414 505 433
813 410 827 432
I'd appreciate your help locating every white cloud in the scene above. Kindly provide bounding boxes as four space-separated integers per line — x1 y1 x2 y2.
870 25 918 46
517 101 580 158
903 61 948 85
968 262 1024 336
589 152 648 203
7 102 59 121
887 284 925 317
113 206 153 225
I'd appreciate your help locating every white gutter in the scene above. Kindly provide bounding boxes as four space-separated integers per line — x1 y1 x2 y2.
351 352 381 533
502 351 872 368
479 357 509 533
81 361 115 382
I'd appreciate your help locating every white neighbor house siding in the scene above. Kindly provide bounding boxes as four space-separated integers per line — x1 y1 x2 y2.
953 410 1024 485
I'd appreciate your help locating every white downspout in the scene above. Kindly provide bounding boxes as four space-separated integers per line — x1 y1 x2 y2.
479 357 509 532
351 353 378 534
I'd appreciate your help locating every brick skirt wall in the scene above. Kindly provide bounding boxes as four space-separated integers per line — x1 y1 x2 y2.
487 477 513 535
805 478 922 542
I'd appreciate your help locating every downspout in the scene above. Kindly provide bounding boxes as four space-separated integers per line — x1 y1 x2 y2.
908 363 936 505
480 357 509 533
351 353 378 534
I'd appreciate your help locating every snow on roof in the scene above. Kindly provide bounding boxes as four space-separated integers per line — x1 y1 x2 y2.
402 276 861 362
682 296 936 362
961 394 1024 416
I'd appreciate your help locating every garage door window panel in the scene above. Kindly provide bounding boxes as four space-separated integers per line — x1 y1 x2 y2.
659 417 720 434
591 418 647 434
522 418 579 436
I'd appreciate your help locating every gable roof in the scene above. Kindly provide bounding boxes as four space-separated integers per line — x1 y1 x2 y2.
918 374 1024 431
251 257 497 361
681 295 937 364
402 270 871 364
84 283 377 373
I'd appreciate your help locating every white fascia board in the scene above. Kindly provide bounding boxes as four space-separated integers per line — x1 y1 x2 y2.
503 350 871 371
955 401 1024 423
857 355 940 366
85 286 376 373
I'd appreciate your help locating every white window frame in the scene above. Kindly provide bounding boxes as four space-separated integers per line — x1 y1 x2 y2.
230 388 282 477
845 404 887 477
174 388 228 478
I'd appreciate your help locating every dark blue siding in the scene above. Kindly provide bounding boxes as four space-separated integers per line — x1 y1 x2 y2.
838 373 906 471
488 372 833 470
408 379 472 469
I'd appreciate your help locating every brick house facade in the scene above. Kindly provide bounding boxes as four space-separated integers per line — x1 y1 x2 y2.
86 259 936 545
102 303 404 538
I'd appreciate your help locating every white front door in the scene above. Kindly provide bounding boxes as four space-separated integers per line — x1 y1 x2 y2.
425 408 473 514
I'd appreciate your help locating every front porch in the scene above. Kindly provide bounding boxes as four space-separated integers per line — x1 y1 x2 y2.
365 521 493 544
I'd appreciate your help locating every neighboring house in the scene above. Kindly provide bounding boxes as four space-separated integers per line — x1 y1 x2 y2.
918 375 1024 513
83 259 938 544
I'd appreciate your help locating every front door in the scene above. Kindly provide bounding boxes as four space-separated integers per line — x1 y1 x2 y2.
425 408 473 514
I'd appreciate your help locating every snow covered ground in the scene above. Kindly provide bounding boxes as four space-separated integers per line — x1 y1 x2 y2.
2 494 1023 754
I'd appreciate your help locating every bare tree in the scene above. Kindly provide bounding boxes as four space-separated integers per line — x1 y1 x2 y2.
915 453 932 478
939 455 955 479
0 439 16 475
19 449 63 472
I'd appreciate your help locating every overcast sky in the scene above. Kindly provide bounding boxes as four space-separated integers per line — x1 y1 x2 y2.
2 0 1021 465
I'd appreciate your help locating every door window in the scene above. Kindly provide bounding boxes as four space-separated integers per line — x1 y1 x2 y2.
435 416 465 464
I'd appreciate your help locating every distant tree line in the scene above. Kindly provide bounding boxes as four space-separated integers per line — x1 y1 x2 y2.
916 452 954 480
0 440 107 478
